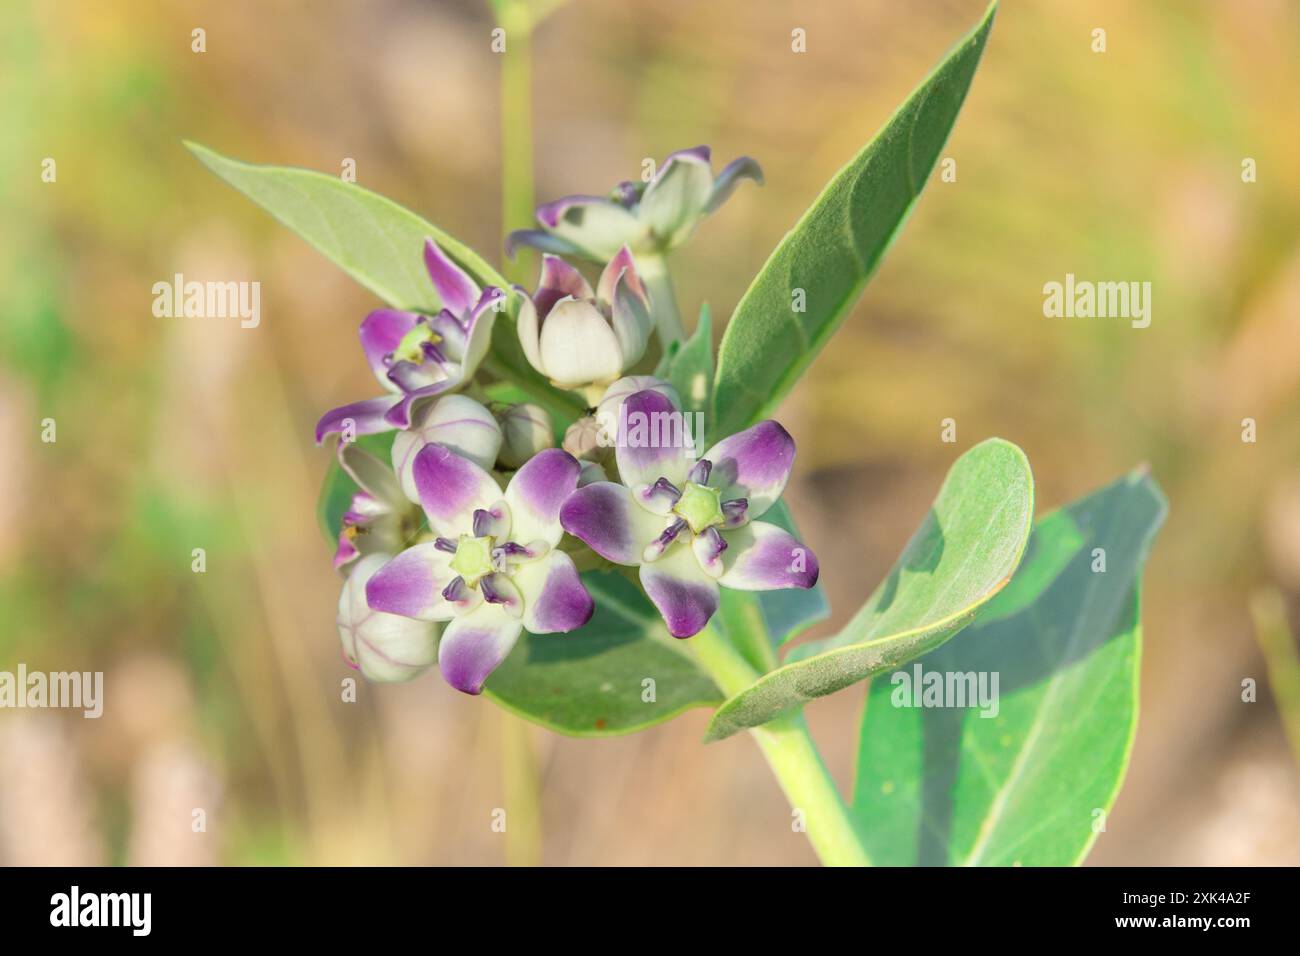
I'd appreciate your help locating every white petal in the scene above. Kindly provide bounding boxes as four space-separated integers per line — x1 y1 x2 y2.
538 298 625 387
515 292 544 374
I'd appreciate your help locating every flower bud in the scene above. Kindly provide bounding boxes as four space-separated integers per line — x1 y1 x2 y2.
496 403 554 469
391 394 502 502
563 415 611 463
506 146 763 262
593 375 682 445
337 554 439 682
516 250 653 389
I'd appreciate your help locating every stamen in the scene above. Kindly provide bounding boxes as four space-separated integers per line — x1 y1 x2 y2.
722 498 748 527
420 339 447 365
480 575 509 605
642 518 687 563
694 526 728 578
389 320 442 366
639 476 682 513
434 537 458 553
687 459 712 485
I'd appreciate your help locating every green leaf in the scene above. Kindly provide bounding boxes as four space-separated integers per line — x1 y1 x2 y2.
485 570 723 736
703 437 1032 742
711 2 996 437
188 142 585 426
659 303 714 422
316 432 397 543
756 500 830 645
851 470 1166 866
185 141 505 309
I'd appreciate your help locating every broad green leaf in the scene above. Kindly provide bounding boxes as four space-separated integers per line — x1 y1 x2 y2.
485 570 722 735
852 470 1166 866
316 432 397 543
756 500 830 645
711 2 996 437
704 437 1032 742
657 303 714 423
185 141 505 309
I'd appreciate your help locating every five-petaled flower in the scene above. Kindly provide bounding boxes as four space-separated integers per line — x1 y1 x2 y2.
506 146 763 262
560 389 818 638
515 248 653 389
316 238 502 442
365 447 594 694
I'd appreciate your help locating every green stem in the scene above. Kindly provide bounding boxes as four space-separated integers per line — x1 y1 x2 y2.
691 626 871 866
1251 588 1300 770
637 254 686 346
498 0 535 286
500 711 543 866
492 0 546 870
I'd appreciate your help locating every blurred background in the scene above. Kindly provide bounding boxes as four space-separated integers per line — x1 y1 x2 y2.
2 0 1299 865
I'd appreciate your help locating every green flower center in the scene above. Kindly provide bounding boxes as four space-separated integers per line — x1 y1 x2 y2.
392 324 440 365
450 534 496 586
672 481 724 535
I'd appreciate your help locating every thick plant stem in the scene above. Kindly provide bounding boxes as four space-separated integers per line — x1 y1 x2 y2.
638 254 686 346
691 627 871 866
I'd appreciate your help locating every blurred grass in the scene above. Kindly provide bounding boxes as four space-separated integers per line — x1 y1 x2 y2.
1 0 1298 865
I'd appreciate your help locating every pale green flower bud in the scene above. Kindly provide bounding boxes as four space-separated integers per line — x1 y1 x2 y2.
496 403 555 469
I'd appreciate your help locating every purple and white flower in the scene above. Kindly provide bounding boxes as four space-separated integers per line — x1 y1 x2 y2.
316 238 502 442
338 553 440 682
332 441 421 571
560 389 817 639
365 447 594 694
515 249 653 389
506 146 763 262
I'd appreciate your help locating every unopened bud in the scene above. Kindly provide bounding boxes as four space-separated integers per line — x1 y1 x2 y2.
496 403 554 469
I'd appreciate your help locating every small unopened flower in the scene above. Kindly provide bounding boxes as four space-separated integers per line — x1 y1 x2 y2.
338 553 440 682
496 403 555 469
560 389 817 638
506 146 762 262
593 375 681 443
332 442 421 570
365 448 594 694
316 238 501 442
515 249 652 388
391 394 502 503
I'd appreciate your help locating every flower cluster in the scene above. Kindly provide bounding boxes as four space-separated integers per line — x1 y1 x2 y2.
325 149 817 696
